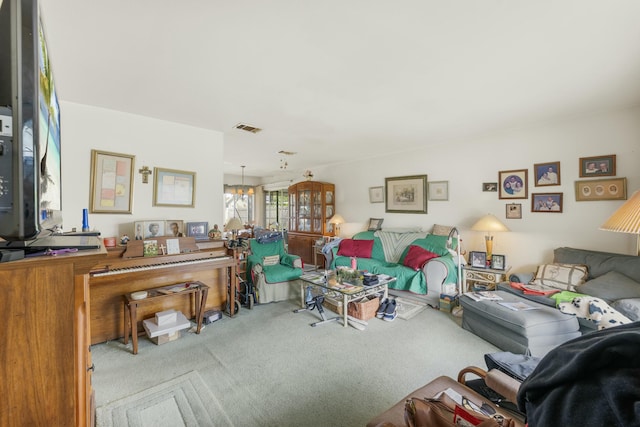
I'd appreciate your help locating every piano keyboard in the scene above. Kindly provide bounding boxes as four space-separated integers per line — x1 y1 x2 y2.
91 256 232 277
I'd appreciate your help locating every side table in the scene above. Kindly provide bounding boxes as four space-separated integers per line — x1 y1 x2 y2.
312 244 325 271
462 265 511 292
123 281 209 354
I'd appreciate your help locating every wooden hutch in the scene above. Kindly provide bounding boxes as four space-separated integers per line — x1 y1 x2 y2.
287 181 335 266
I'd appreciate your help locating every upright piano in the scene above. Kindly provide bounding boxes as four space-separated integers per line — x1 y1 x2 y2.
89 237 235 345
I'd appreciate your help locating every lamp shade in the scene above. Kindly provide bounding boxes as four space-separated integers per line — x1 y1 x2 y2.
471 214 510 233
225 217 243 231
600 191 640 234
600 190 640 255
328 214 345 225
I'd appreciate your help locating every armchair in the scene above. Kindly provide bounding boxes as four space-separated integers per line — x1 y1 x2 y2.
247 238 303 304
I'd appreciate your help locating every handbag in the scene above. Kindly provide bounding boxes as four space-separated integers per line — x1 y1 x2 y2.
404 394 515 427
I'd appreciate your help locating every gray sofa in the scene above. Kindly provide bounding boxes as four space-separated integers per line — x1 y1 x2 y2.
498 247 640 332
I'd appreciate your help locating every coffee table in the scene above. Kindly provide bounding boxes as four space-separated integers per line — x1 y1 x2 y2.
298 272 394 327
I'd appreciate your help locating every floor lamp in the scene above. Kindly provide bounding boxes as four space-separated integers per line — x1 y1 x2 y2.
600 190 640 256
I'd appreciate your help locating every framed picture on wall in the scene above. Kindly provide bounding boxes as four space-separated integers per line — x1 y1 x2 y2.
385 175 428 214
498 169 528 200
89 150 135 213
532 193 563 213
505 203 522 219
534 161 561 186
575 178 627 201
579 154 616 177
428 181 449 201
153 167 196 207
369 186 384 203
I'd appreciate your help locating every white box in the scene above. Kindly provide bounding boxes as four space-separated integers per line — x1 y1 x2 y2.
143 311 191 338
155 309 178 327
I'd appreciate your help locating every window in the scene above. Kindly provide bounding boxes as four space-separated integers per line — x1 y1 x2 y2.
224 185 254 227
265 190 288 230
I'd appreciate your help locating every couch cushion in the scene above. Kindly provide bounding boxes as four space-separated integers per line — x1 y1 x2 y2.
554 247 640 283
530 263 588 291
575 271 640 304
262 263 302 283
403 245 439 271
337 239 374 258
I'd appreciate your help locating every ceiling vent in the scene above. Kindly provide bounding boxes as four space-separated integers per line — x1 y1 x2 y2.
234 123 262 134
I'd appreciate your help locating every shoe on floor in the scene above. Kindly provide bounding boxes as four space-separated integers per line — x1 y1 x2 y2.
376 298 389 318
383 299 397 321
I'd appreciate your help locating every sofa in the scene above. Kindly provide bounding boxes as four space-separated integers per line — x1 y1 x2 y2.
498 246 640 332
247 238 303 304
330 229 460 306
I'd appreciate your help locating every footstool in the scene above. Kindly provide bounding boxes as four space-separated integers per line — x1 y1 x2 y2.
460 291 580 357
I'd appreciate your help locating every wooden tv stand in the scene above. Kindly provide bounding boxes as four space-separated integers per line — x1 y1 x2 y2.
0 245 107 427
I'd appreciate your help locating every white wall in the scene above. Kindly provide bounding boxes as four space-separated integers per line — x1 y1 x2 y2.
61 102 225 239
310 107 640 273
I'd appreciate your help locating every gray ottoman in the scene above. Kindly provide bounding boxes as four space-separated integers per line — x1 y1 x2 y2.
461 291 580 357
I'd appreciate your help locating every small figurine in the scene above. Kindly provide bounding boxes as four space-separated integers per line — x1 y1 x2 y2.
120 234 130 245
208 224 222 239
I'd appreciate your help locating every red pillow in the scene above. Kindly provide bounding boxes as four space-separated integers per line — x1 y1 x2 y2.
403 245 439 271
337 239 374 258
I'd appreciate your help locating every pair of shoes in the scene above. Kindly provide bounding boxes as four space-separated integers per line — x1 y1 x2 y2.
376 298 389 318
383 299 397 321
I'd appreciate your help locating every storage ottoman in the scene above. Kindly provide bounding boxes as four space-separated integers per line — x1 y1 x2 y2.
460 291 580 357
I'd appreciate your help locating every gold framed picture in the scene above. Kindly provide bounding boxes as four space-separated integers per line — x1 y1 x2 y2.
385 175 428 214
498 169 528 200
575 177 627 201
153 168 196 207
89 150 135 213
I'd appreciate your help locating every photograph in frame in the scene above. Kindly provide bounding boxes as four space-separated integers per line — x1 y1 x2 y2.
469 251 487 268
369 186 384 203
575 177 627 201
153 167 196 207
499 169 528 200
143 220 165 238
89 150 135 213
367 218 384 231
165 220 185 237
491 254 506 270
579 155 616 178
428 181 449 201
385 175 428 214
186 221 209 240
506 203 522 219
483 182 498 192
532 193 563 213
534 161 561 186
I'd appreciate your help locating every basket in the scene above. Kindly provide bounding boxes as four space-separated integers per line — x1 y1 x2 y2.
323 295 343 315
347 295 380 320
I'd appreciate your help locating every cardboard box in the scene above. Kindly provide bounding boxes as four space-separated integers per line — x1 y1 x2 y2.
155 309 178 327
150 330 181 345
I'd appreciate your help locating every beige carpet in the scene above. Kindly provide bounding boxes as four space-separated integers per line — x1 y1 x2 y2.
96 371 232 427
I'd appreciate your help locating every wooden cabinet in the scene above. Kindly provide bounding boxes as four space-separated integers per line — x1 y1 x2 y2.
288 181 335 265
0 246 106 427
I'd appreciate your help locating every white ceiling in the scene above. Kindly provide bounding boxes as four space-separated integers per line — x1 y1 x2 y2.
39 0 640 180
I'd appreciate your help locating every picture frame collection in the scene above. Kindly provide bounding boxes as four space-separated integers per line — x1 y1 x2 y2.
469 251 506 270
133 220 210 241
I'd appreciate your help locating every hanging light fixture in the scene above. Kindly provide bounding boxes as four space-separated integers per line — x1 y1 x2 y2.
238 165 254 196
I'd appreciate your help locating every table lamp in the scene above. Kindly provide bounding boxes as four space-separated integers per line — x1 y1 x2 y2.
600 190 640 256
225 217 243 240
328 214 345 237
471 214 510 264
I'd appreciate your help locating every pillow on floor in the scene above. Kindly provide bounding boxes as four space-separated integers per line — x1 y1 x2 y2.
530 263 588 291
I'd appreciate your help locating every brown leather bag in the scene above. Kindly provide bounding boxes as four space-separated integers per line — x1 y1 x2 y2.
404 396 515 427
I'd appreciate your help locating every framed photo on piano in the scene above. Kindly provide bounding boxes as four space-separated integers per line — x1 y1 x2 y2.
186 221 208 240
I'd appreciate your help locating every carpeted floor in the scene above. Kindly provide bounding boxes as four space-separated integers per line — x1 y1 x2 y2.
92 298 498 426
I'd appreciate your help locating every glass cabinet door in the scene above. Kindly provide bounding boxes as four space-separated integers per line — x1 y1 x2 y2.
289 191 297 231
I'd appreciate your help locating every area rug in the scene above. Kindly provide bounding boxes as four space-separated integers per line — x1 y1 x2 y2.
394 297 428 320
96 371 232 427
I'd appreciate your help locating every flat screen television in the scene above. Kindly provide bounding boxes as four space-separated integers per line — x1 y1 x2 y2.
0 0 62 242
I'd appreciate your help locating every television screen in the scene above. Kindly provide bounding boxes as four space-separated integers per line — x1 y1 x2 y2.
0 0 62 241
